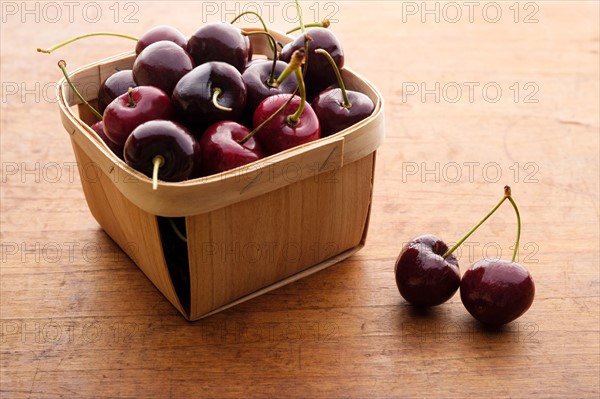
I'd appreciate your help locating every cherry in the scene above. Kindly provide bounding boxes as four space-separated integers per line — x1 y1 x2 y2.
98 69 136 114
241 31 298 114
133 40 194 96
280 27 344 97
91 121 123 159
124 120 201 189
103 86 173 147
242 60 297 123
172 61 247 132
198 121 264 176
461 260 535 325
251 49 320 155
187 22 252 72
135 25 187 54
312 49 375 136
395 235 460 307
460 187 535 325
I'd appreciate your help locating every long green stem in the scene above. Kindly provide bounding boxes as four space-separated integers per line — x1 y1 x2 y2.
293 0 310 81
243 31 279 86
231 11 276 55
276 49 307 125
38 32 138 54
58 60 103 120
507 194 521 262
315 49 351 108
442 189 510 259
294 0 306 34
275 48 304 85
287 68 306 125
286 19 330 35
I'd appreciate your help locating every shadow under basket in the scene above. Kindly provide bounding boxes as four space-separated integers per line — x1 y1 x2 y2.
57 28 385 320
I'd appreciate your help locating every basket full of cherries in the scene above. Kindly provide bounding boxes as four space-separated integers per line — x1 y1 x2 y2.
47 9 385 320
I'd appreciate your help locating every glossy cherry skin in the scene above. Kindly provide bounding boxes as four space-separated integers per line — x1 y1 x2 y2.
312 88 375 137
253 94 321 155
91 121 123 159
135 25 187 54
242 60 298 115
394 234 460 307
133 41 194 96
124 120 201 182
460 259 535 325
280 28 344 97
103 86 173 147
97 70 136 114
199 121 264 176
172 61 247 131
187 22 252 72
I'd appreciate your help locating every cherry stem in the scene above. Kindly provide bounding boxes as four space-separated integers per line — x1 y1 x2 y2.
506 191 521 263
58 60 103 120
37 32 138 54
293 0 310 81
168 218 187 243
315 49 351 108
231 12 276 55
294 0 306 34
288 69 306 125
212 88 232 112
127 87 135 107
275 48 304 85
442 186 516 260
286 19 330 35
152 155 164 191
283 50 307 125
243 31 279 86
237 88 298 146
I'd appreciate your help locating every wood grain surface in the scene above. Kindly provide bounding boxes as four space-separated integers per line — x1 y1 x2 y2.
1 1 599 398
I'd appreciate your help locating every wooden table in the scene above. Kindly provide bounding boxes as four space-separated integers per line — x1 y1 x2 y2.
1 1 598 397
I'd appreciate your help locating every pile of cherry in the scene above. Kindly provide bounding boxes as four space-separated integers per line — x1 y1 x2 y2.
55 18 374 188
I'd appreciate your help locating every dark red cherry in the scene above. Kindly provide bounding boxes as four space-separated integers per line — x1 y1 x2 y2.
280 28 344 96
172 61 247 132
394 234 461 307
187 22 252 72
103 86 173 147
135 25 187 54
199 121 263 176
312 88 375 136
460 259 535 325
124 120 201 182
242 60 298 115
91 120 123 159
133 41 194 96
253 94 320 155
97 70 136 114
245 58 270 69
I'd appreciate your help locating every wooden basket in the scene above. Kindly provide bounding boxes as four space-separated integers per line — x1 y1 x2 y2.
57 28 385 320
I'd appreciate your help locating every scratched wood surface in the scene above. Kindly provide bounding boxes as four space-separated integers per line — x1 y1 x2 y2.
1 1 599 398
